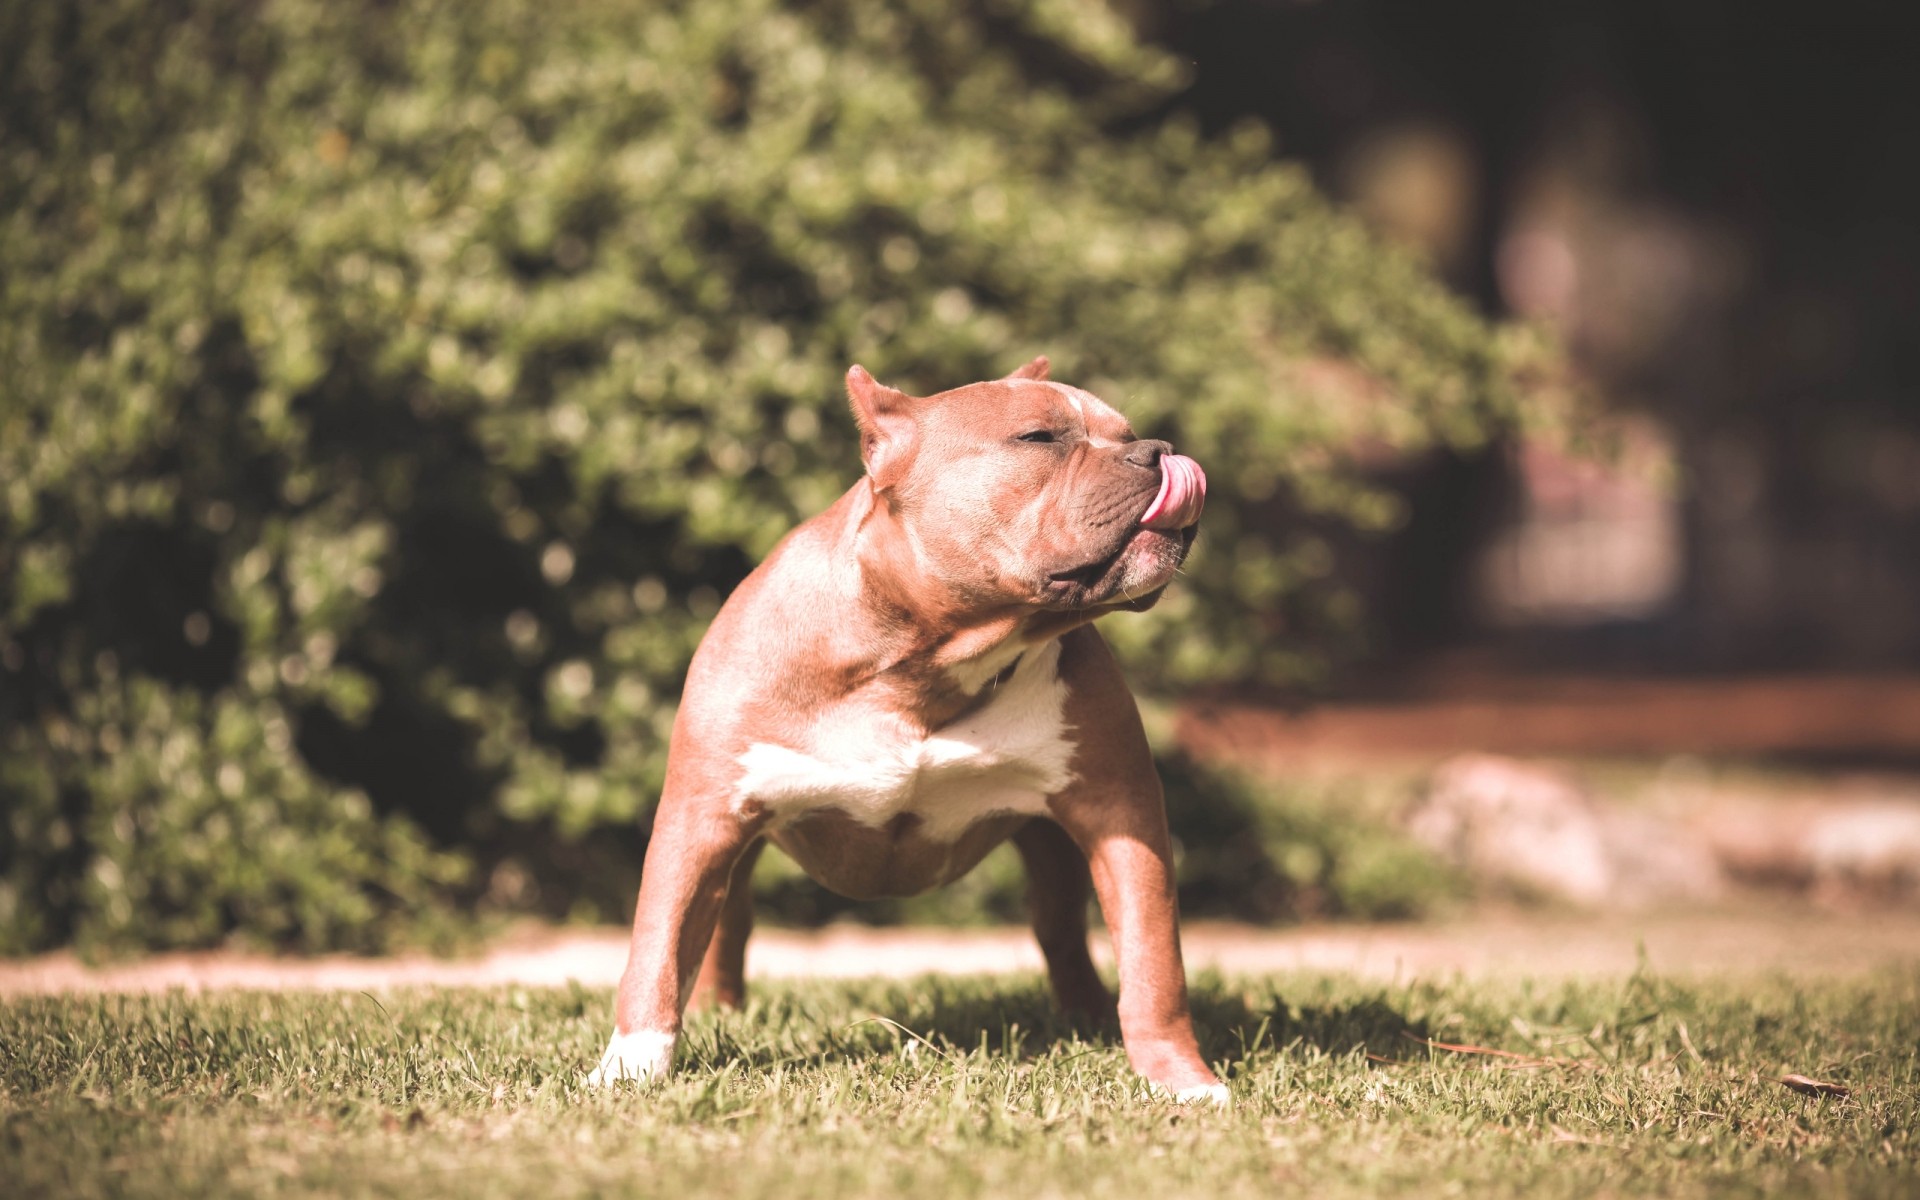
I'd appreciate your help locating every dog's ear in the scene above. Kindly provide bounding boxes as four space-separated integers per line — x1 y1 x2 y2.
846 365 917 489
1004 355 1050 382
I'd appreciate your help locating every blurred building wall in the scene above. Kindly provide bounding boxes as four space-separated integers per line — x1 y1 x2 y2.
1142 0 1920 669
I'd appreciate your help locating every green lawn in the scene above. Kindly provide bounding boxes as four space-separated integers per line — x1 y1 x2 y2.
4 969 1915 1198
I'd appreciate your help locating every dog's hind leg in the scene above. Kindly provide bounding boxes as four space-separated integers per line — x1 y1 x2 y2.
1014 819 1117 1023
688 838 765 1011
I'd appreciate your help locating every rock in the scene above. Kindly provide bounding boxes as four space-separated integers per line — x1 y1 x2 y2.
1696 794 1920 904
1409 755 1616 907
1408 754 1724 908
1806 803 1920 901
1691 799 1819 886
1601 808 1726 906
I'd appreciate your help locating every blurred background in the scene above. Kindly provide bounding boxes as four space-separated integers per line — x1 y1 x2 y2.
3 0 1916 959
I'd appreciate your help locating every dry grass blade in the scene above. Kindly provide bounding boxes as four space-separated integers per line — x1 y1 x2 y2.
843 1015 957 1063
1775 1073 1852 1099
1550 1125 1620 1149
1676 1020 1707 1067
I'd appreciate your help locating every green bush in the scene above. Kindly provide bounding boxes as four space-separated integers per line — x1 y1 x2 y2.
1160 755 1462 923
0 0 1529 952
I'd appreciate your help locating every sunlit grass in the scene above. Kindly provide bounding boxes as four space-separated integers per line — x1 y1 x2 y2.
4 969 1915 1198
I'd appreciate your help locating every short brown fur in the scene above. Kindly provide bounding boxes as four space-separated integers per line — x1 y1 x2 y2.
603 359 1219 1098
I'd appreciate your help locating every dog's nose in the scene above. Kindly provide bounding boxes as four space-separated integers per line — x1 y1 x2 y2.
1123 439 1172 471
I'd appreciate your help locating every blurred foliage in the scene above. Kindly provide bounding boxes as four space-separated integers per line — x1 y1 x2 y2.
0 0 1531 952
1160 754 1462 924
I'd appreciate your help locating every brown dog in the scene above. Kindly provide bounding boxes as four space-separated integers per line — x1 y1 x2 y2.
589 357 1224 1102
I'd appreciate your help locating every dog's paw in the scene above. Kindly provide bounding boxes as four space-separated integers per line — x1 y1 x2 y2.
1146 1078 1232 1107
584 1029 677 1088
1172 1082 1232 1107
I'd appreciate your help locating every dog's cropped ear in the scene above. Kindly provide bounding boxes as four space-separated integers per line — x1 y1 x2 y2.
846 365 917 489
1004 356 1050 382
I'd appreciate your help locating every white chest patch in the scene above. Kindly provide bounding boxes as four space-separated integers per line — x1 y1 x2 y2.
732 640 1075 840
944 637 1030 696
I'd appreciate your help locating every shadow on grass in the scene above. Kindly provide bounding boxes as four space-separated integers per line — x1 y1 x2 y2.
1193 989 1435 1062
691 980 1431 1073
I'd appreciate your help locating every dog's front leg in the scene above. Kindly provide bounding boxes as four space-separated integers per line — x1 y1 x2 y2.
589 790 760 1087
1052 789 1225 1104
1047 629 1226 1105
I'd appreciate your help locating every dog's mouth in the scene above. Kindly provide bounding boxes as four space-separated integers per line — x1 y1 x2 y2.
1047 554 1120 590
1038 455 1206 610
1043 525 1194 609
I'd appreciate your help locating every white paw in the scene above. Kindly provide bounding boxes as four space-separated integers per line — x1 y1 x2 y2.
584 1029 677 1088
1171 1082 1232 1107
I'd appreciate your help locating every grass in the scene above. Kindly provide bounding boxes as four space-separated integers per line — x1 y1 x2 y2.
3 968 1916 1199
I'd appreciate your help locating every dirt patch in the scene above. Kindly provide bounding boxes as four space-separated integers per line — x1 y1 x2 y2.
5 908 1915 997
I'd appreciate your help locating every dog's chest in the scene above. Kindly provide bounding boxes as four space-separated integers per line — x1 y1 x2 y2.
731 641 1076 840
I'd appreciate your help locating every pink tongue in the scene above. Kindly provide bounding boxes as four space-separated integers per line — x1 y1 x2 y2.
1140 454 1207 530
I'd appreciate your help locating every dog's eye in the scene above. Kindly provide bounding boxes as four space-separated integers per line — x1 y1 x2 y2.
1016 430 1057 444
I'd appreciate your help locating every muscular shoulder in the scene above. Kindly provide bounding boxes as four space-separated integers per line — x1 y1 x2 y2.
1055 626 1157 781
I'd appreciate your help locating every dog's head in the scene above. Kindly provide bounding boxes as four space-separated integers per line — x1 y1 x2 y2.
847 357 1205 615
